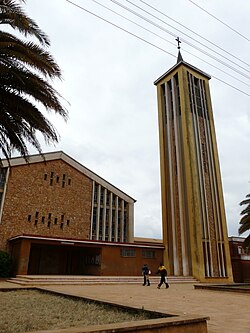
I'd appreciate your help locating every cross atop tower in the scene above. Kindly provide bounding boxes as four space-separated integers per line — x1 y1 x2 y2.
176 37 181 50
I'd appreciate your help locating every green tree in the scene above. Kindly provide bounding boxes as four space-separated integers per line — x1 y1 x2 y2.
239 193 250 248
0 0 67 161
0 250 12 277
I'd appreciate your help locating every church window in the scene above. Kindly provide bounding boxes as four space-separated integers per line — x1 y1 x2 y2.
112 195 116 207
0 168 6 188
94 183 98 203
99 208 103 239
161 84 167 123
120 248 135 257
34 212 39 225
142 250 155 258
174 73 181 115
194 78 203 116
48 213 52 227
50 172 54 186
111 209 115 241
106 191 110 206
100 187 104 205
62 174 66 188
105 209 109 241
92 207 97 237
167 80 174 120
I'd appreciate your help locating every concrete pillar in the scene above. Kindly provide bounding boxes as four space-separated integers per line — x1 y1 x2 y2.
16 239 31 275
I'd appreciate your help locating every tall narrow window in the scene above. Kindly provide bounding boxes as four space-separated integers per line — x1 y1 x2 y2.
50 172 54 186
48 213 51 227
62 174 66 188
174 73 181 115
167 80 174 120
94 183 98 204
194 78 203 117
92 207 97 238
0 168 6 188
161 84 167 123
106 191 110 206
100 187 104 205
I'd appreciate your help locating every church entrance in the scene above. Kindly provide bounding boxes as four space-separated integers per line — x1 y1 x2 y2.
28 244 101 275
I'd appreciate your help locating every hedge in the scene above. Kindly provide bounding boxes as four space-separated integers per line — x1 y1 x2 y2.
0 251 12 277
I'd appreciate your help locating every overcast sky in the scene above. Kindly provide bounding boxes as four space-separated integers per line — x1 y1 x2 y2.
17 0 250 238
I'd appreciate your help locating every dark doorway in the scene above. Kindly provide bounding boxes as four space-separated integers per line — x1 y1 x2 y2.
28 244 101 275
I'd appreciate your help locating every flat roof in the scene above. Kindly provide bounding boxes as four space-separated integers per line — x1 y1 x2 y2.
8 234 165 249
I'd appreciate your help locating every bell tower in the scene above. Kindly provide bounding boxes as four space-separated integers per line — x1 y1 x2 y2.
154 50 233 282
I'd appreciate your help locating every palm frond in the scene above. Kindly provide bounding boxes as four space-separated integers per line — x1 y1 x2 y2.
0 0 50 46
240 198 250 206
0 0 68 160
0 64 68 119
0 31 62 79
240 205 250 216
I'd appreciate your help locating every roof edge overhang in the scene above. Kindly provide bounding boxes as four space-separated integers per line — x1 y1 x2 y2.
1 151 136 203
228 236 246 242
154 60 211 85
134 236 163 245
8 234 165 249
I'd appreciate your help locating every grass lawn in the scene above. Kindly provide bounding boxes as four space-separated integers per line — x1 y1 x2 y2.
0 289 155 333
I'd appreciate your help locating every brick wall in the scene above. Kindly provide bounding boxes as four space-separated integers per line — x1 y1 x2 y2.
0 160 93 250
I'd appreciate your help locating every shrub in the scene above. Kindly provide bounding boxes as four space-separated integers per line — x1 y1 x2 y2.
0 251 12 277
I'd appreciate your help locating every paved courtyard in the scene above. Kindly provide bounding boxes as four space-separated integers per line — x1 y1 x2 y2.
0 281 249 333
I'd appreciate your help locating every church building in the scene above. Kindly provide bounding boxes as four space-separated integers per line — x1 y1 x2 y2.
0 151 163 276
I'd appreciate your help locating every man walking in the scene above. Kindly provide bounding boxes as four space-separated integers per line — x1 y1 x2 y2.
142 264 151 286
157 263 169 289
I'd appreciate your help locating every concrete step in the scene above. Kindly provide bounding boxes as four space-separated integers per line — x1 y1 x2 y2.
7 275 198 286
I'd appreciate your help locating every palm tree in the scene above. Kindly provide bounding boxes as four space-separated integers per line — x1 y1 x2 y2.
239 193 250 248
0 0 67 161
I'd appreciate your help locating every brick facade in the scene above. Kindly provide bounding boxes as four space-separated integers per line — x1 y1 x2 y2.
0 159 92 251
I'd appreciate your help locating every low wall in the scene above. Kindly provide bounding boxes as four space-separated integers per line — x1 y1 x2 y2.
194 283 250 293
28 315 208 333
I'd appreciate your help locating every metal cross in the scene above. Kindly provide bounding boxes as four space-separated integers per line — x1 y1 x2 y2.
176 37 181 49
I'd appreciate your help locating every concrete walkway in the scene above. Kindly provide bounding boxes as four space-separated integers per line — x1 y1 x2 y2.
0 281 249 333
